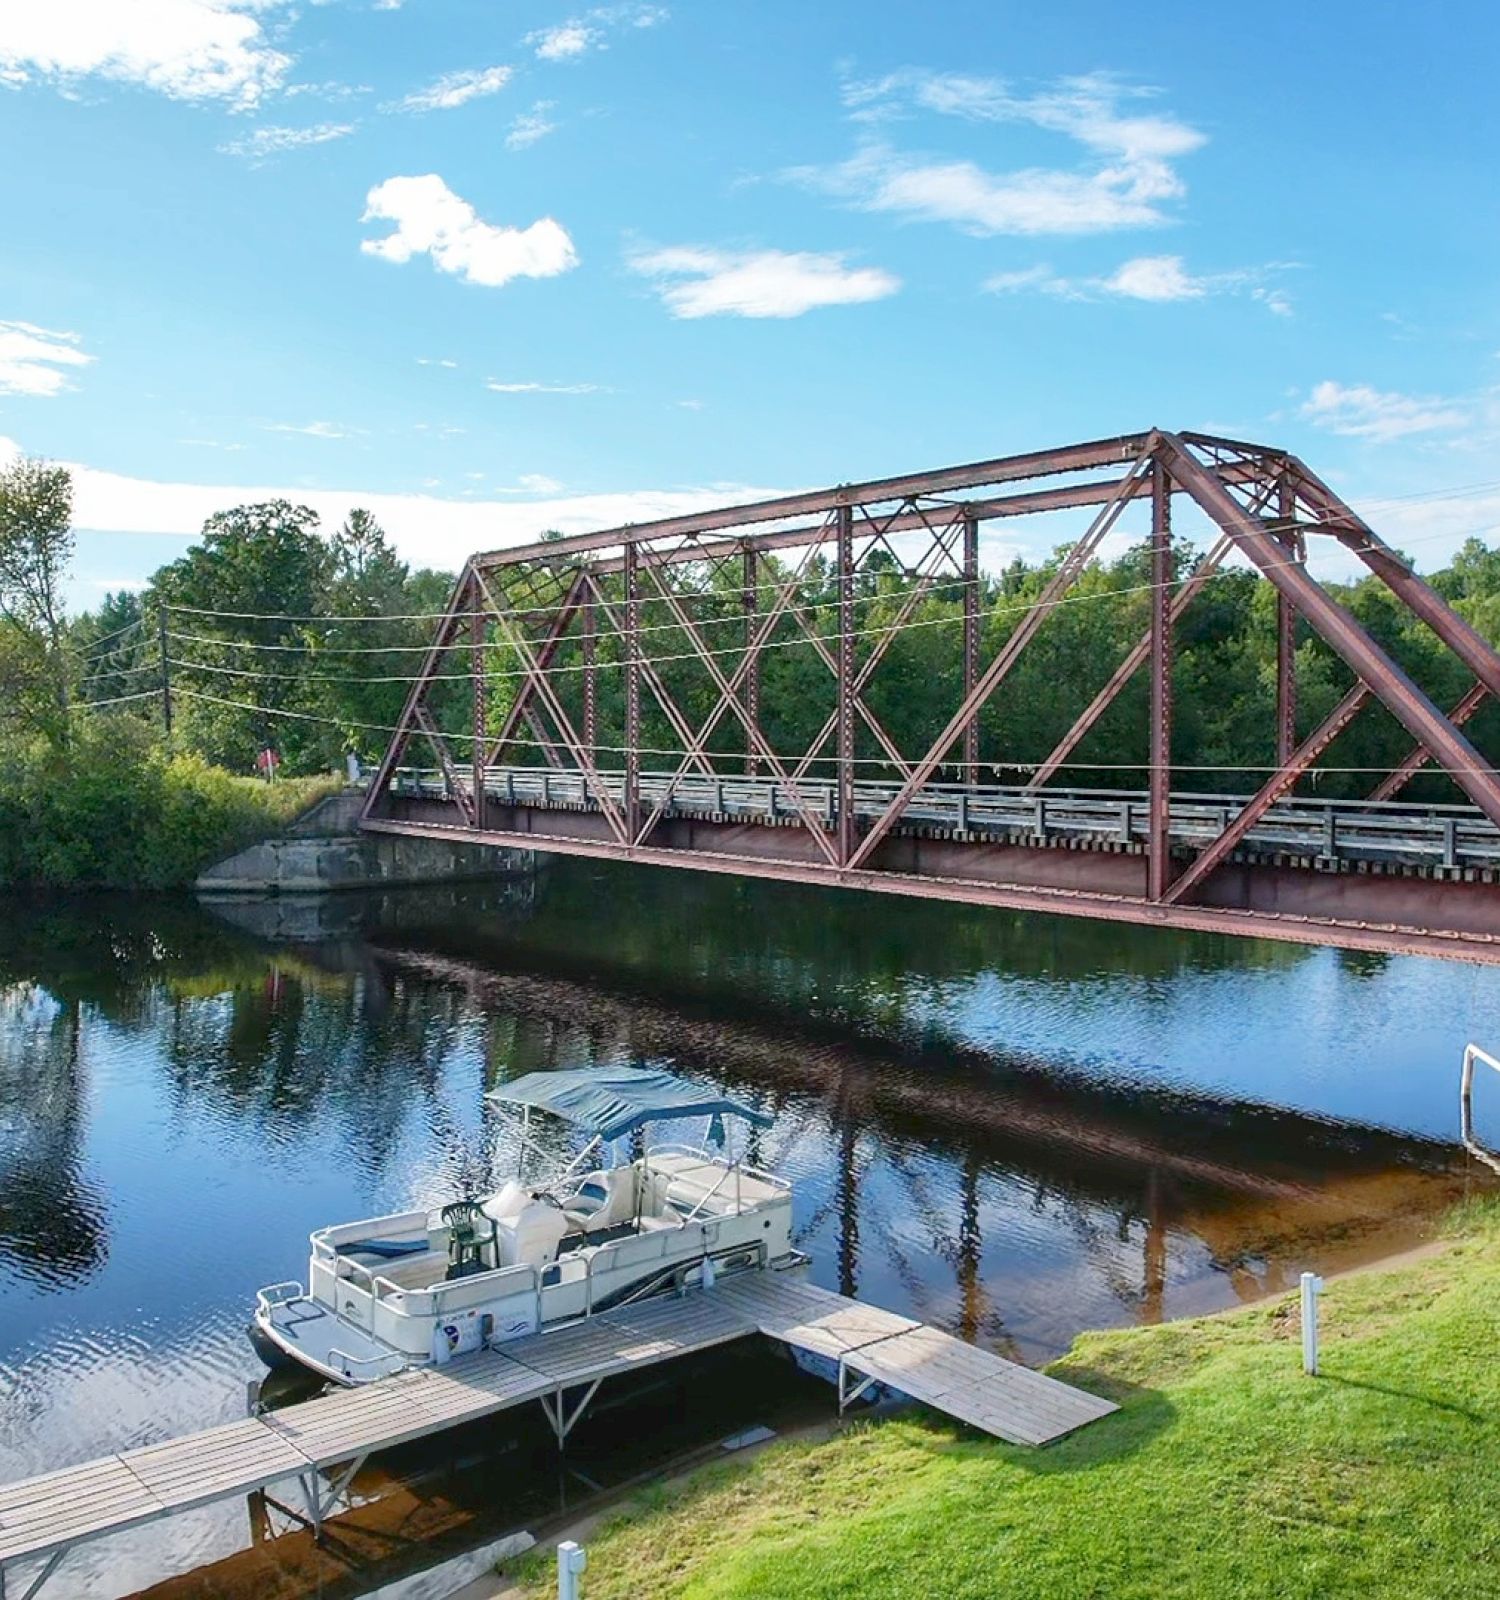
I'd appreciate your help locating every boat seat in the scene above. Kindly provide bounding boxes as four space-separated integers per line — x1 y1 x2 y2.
564 1169 636 1234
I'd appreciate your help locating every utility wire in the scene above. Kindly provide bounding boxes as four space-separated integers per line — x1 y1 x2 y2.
167 687 1500 780
150 516 1500 691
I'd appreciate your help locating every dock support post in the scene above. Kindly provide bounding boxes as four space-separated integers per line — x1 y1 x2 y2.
300 1453 368 1542
558 1540 587 1600
1300 1272 1323 1376
4 1550 68 1600
541 1379 604 1447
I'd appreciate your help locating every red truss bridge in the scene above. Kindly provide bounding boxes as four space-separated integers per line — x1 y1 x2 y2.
361 429 1500 964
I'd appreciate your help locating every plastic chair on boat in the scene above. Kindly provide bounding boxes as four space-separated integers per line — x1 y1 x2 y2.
442 1199 497 1279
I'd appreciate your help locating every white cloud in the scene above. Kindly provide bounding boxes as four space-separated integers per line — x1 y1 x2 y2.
1300 381 1469 442
506 100 557 149
801 142 1184 237
1099 254 1204 301
0 320 92 397
0 0 291 108
525 6 667 61
217 121 354 161
529 22 597 60
844 70 1206 161
800 72 1204 239
177 437 246 450
984 254 1293 313
518 472 563 493
416 357 458 368
260 420 359 439
630 246 900 319
485 380 604 394
41 453 785 574
392 64 511 113
361 174 578 289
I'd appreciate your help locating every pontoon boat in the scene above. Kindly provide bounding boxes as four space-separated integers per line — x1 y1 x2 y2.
250 1068 799 1385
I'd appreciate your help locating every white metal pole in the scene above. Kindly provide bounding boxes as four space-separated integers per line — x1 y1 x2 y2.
1300 1272 1323 1376
558 1540 587 1600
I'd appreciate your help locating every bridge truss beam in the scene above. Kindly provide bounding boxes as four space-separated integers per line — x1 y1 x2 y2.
361 430 1500 963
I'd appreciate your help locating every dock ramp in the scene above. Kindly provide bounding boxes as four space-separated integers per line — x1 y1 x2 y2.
0 1276 1114 1596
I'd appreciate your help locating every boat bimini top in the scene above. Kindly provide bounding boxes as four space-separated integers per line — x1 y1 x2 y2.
488 1066 773 1142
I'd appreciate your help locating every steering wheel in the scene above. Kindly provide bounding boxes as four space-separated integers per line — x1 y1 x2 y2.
531 1188 566 1211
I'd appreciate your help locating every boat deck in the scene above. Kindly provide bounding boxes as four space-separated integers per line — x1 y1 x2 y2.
0 1276 1116 1596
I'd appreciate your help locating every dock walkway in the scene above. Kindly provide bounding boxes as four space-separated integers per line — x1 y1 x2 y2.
0 1276 1114 1598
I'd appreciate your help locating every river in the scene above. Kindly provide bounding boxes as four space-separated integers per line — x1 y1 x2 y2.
2 860 1498 1595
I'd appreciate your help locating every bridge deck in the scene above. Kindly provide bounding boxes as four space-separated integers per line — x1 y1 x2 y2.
0 1278 1114 1594
410 766 1500 874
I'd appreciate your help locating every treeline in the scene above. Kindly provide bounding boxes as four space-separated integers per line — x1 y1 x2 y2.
54 468 1500 804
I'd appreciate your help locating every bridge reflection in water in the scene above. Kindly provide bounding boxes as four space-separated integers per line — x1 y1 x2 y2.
2 874 1496 1595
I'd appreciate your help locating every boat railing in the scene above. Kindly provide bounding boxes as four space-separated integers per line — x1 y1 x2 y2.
1461 1042 1500 1175
255 1281 304 1314
649 1144 792 1191
329 1344 408 1382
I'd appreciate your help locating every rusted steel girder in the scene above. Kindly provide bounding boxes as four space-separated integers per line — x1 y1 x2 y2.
360 573 471 823
1156 432 1500 830
1370 682 1489 803
1275 478 1300 767
1024 535 1234 792
1148 463 1173 901
962 515 980 783
846 450 1155 872
471 577 487 831
483 569 587 765
476 434 1153 568
1161 682 1372 907
1290 456 1500 706
365 428 1500 959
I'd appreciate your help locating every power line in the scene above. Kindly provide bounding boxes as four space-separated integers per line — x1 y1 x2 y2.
149 516 1500 693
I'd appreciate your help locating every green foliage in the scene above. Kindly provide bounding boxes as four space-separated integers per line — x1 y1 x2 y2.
504 1203 1500 1600
0 456 74 734
0 717 339 889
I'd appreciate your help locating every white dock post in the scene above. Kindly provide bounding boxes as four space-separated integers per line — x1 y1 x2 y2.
1300 1272 1323 1376
558 1540 587 1600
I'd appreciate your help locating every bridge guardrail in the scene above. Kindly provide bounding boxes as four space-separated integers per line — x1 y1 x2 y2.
388 765 1500 873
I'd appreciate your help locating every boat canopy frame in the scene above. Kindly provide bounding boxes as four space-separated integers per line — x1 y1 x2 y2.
486 1067 772 1144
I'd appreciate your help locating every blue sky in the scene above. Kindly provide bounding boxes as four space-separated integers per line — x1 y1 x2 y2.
2 0 1499 608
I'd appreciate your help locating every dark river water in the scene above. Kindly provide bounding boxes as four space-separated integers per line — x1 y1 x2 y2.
3 860 1499 1596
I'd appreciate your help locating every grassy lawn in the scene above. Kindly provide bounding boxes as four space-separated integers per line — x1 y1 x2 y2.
505 1200 1500 1599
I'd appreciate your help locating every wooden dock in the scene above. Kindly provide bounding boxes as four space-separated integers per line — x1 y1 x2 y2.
0 1275 1115 1597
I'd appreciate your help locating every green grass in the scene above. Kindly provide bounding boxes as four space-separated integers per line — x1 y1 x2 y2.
504 1202 1500 1599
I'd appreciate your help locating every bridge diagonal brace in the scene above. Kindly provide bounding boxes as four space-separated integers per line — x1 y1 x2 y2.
413 703 476 826
637 557 843 864
846 447 1155 871
1291 458 1500 707
360 579 471 823
484 570 588 766
579 571 718 782
299 1452 369 1543
1369 682 1489 803
629 535 835 850
1161 682 1372 906
1159 433 1500 829
1026 534 1235 792
790 512 967 782
472 569 631 844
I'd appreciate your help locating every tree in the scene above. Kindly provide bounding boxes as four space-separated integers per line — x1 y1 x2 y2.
0 457 74 730
151 500 331 770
